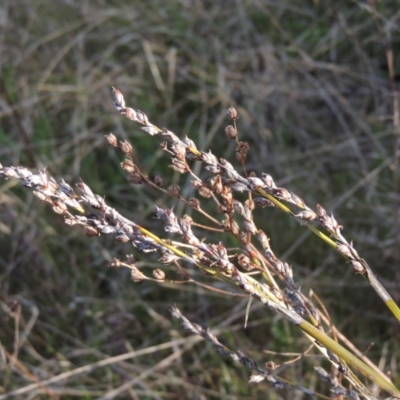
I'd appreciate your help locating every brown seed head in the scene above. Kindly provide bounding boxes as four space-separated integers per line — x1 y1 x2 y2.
127 173 144 184
227 106 238 120
236 141 249 162
52 202 68 214
168 183 181 197
115 234 131 243
273 188 292 201
120 140 133 154
316 204 327 218
351 260 366 273
171 142 186 160
245 198 255 211
124 108 137 121
210 175 223 194
83 225 100 237
170 158 188 174
238 254 252 271
188 198 200 209
217 204 228 214
225 125 238 139
33 191 48 202
220 185 233 203
336 244 352 259
238 141 250 154
191 180 203 189
262 173 275 189
64 216 79 226
198 186 212 198
105 133 118 147
290 193 305 208
135 110 149 125
221 218 239 234
153 269 166 281
112 87 125 111
121 159 136 174
295 210 317 223
154 175 164 187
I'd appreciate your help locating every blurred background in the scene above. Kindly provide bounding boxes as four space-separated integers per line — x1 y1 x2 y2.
0 0 399 398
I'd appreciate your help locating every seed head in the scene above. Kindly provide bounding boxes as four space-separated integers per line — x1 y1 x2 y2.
210 175 223 194
198 186 212 198
105 133 118 147
83 226 100 237
225 125 238 140
124 108 137 121
168 183 181 197
112 87 125 112
121 159 136 174
127 173 144 184
154 175 164 187
153 269 166 281
236 141 249 163
227 106 238 120
188 198 200 209
170 158 188 174
238 254 252 271
120 140 133 154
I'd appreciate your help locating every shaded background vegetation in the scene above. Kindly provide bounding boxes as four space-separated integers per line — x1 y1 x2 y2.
1 0 399 398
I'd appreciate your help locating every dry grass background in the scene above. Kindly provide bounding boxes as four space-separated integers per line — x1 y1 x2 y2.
0 1 399 399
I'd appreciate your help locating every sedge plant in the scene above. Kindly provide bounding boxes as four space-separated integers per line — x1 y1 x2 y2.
0 87 399 400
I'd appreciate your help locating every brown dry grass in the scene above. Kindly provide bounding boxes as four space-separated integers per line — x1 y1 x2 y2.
0 1 399 399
